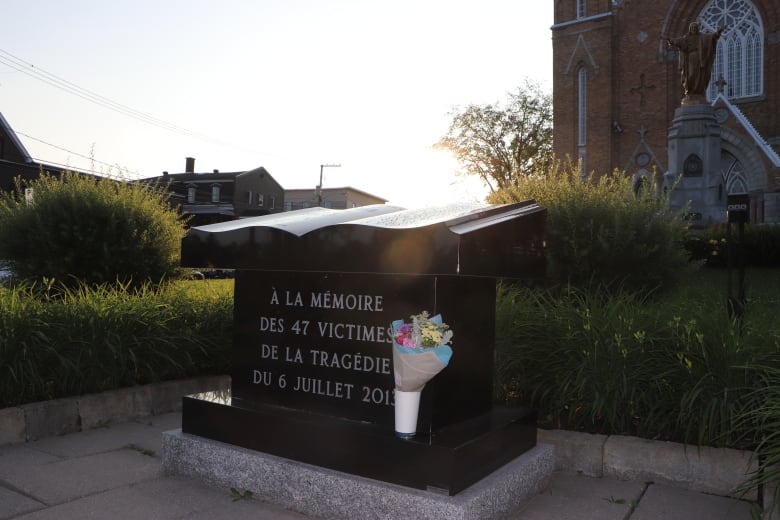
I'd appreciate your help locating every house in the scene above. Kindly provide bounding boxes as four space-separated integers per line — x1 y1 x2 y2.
552 0 780 222
0 112 68 192
139 158 286 226
2 112 386 218
283 186 387 210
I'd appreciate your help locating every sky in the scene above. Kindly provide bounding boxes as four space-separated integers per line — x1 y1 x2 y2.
1 1 553 209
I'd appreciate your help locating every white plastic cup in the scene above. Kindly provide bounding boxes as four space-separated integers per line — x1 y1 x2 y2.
394 389 421 439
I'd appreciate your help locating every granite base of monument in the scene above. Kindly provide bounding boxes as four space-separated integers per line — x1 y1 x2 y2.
174 391 538 496
162 429 554 520
666 103 724 225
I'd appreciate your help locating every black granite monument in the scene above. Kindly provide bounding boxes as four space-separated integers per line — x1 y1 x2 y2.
179 200 546 495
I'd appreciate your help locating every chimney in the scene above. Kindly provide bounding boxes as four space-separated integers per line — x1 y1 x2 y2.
162 171 169 177
185 157 195 173
213 169 219 174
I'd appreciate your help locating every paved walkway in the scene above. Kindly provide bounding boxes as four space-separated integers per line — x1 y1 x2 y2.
0 413 757 519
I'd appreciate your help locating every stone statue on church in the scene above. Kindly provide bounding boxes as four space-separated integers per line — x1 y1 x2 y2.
666 22 726 102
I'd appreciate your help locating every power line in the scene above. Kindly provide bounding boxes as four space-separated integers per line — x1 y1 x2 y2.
15 131 137 175
0 48 288 159
0 50 204 138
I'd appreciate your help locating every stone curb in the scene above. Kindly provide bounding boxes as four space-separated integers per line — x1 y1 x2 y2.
538 429 758 500
0 374 229 445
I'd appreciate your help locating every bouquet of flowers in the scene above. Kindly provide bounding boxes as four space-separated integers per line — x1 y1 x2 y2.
391 311 454 392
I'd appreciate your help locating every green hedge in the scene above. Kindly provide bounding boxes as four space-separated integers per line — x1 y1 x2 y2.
686 224 780 268
0 171 186 288
488 165 694 294
0 280 233 408
495 269 780 448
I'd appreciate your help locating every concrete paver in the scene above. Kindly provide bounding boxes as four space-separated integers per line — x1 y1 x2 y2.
3 448 160 505
630 483 754 520
0 486 45 518
9 476 307 520
29 412 180 460
0 412 766 520
513 472 645 519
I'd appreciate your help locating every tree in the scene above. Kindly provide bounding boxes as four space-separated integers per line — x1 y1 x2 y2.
0 171 186 288
435 79 553 193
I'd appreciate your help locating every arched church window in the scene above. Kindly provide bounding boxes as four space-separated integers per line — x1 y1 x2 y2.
721 150 748 194
578 67 587 146
700 0 763 100
577 66 587 177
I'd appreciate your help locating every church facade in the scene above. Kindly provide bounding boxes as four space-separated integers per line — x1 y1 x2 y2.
552 0 780 223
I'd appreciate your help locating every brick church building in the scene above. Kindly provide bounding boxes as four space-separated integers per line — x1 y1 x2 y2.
552 0 780 222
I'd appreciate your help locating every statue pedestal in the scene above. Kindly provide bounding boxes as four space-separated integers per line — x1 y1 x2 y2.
665 103 724 226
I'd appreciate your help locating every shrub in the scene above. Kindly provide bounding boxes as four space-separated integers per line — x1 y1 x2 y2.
495 270 780 446
0 280 233 408
0 171 186 288
734 366 780 517
488 162 695 293
686 224 780 268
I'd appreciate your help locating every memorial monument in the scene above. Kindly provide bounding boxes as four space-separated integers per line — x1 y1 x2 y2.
162 201 554 518
665 22 727 225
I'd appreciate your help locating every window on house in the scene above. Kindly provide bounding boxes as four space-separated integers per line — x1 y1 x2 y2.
577 0 586 19
578 67 587 146
187 186 196 204
284 201 293 211
258 194 264 207
248 191 253 205
701 0 763 100
269 196 275 209
211 184 221 203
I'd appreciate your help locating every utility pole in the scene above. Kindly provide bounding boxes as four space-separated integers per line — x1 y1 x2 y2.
316 163 341 206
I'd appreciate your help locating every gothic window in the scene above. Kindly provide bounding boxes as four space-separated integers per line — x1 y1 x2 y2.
700 0 763 100
577 0 586 19
721 150 748 194
578 67 587 146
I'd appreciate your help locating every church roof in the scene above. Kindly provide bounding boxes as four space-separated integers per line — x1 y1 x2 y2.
712 94 780 168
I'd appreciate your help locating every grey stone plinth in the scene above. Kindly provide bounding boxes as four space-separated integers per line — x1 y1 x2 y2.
162 429 554 520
